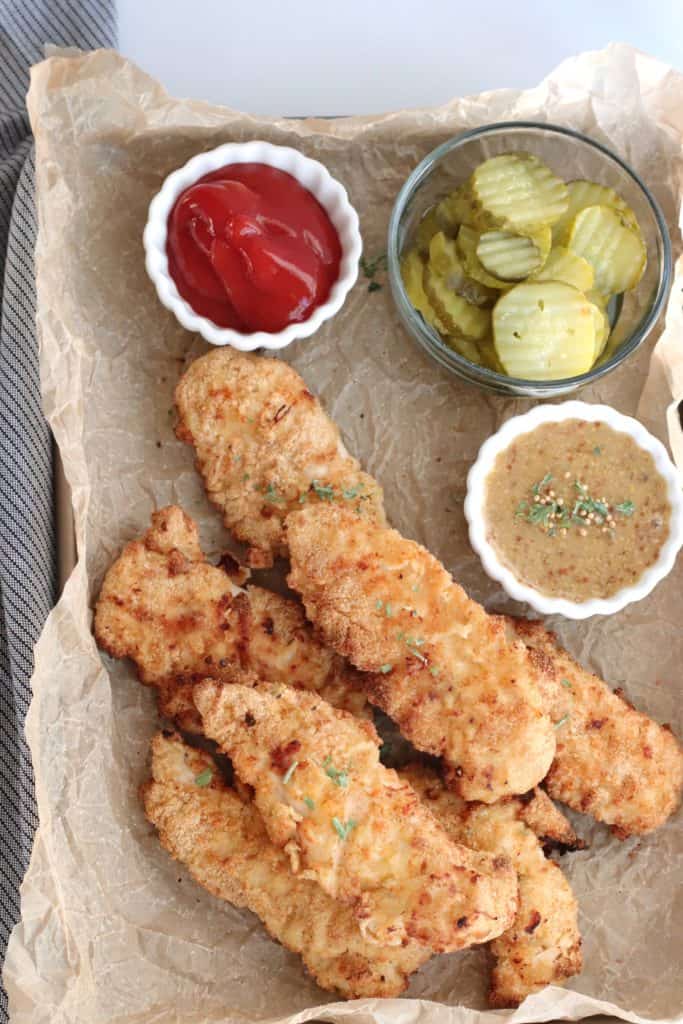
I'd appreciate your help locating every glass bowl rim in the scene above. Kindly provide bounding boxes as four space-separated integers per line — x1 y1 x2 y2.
387 120 673 392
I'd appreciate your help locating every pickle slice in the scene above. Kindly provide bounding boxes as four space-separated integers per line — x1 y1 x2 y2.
590 302 610 360
531 245 595 292
479 338 506 373
415 207 442 256
552 179 639 246
476 226 551 281
567 205 646 294
456 225 510 290
428 232 496 307
424 265 491 340
585 286 609 310
401 248 447 334
444 334 483 364
493 281 596 380
471 153 569 232
436 184 478 232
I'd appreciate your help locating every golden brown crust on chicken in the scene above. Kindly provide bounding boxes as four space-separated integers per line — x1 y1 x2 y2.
286 504 555 803
401 763 582 1008
510 619 683 838
143 733 431 998
94 505 368 727
193 678 518 952
174 349 385 567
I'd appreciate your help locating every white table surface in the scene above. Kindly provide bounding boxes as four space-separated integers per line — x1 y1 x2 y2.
118 0 683 116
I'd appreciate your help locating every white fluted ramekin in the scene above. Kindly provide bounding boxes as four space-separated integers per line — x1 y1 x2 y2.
143 141 362 351
465 401 683 619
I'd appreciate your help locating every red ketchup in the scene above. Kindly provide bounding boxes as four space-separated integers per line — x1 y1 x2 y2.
166 163 342 333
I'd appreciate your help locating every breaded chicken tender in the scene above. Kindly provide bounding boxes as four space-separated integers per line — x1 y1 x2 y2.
193 677 518 952
286 504 555 803
94 506 367 729
174 349 385 568
512 619 683 837
143 732 431 998
401 763 582 1007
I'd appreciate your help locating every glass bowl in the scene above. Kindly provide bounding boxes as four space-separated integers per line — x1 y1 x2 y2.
387 122 672 397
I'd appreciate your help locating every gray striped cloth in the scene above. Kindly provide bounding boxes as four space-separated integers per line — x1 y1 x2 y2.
0 3 116 1018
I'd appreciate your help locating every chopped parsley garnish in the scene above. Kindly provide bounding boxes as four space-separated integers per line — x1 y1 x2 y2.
311 479 335 502
263 482 284 503
384 603 393 617
532 472 553 495
359 252 387 279
375 599 384 611
593 446 602 455
560 678 572 689
368 280 382 293
323 756 349 788
518 473 633 537
332 817 357 841
303 796 315 811
554 714 570 729
342 483 364 500
429 666 441 677
282 760 299 785
379 664 393 674
194 768 213 787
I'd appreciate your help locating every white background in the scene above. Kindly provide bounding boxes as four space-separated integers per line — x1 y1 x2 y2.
118 0 683 116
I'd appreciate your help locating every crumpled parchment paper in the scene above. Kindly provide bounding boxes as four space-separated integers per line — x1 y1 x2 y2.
4 43 683 1024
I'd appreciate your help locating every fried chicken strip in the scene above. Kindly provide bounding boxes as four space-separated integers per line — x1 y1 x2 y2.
94 505 368 729
286 504 555 803
143 732 431 998
401 764 582 1007
175 349 385 568
194 677 518 952
512 619 683 837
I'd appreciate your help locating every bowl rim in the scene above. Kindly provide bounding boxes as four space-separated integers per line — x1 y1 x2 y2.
143 139 362 351
387 120 672 393
464 400 683 619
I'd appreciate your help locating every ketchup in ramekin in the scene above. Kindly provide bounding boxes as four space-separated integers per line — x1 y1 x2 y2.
166 163 342 333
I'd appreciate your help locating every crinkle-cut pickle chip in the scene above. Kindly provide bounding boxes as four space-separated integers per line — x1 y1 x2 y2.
424 266 491 341
493 281 596 380
532 245 595 293
401 248 447 334
552 179 639 245
445 333 483 364
590 302 610 360
567 204 647 295
428 231 496 307
476 226 551 281
436 184 478 231
471 153 569 231
585 286 609 310
456 225 510 290
415 207 442 256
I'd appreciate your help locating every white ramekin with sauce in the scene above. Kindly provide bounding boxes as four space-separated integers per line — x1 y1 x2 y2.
465 401 683 619
144 141 362 351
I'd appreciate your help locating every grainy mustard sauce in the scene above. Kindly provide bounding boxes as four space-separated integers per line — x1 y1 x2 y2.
484 419 671 601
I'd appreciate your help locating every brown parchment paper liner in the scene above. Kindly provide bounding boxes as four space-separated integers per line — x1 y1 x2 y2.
4 44 683 1024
